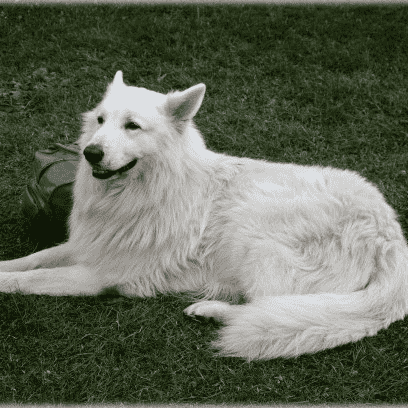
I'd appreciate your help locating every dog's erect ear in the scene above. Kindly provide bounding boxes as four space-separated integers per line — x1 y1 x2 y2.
112 70 124 86
165 84 206 121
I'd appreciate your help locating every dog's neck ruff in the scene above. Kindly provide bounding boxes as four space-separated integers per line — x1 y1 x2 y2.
92 158 138 179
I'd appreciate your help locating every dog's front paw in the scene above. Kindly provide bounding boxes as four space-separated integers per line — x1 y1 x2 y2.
0 260 22 272
184 300 232 322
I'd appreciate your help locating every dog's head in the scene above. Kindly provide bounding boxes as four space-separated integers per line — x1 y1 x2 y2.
81 71 206 180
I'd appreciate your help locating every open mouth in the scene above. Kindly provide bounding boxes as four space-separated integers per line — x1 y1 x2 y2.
92 159 138 180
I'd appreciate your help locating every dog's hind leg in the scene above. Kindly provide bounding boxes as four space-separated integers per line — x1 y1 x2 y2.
0 265 104 296
0 242 74 272
184 301 240 323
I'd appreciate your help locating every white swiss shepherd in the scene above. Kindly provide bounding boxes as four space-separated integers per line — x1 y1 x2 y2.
0 71 407 360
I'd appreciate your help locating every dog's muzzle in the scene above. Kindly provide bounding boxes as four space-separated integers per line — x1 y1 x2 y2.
83 144 138 180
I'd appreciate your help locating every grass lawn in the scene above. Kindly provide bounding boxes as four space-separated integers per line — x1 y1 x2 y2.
1 3 408 405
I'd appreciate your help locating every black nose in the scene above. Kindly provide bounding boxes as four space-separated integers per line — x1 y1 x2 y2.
84 144 104 164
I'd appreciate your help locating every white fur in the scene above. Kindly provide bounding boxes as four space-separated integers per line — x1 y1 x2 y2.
1 71 407 360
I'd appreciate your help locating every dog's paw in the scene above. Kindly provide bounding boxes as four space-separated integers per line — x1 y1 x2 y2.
0 260 26 272
184 300 232 322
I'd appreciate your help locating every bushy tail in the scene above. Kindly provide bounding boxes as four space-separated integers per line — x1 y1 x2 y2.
213 240 408 360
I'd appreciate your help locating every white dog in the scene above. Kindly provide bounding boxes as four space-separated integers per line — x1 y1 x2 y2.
1 71 407 360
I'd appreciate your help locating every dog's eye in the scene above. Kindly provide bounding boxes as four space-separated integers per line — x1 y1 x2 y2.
97 116 104 124
125 122 140 130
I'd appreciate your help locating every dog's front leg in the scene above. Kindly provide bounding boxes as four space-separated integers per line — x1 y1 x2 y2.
0 242 74 272
0 265 104 296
